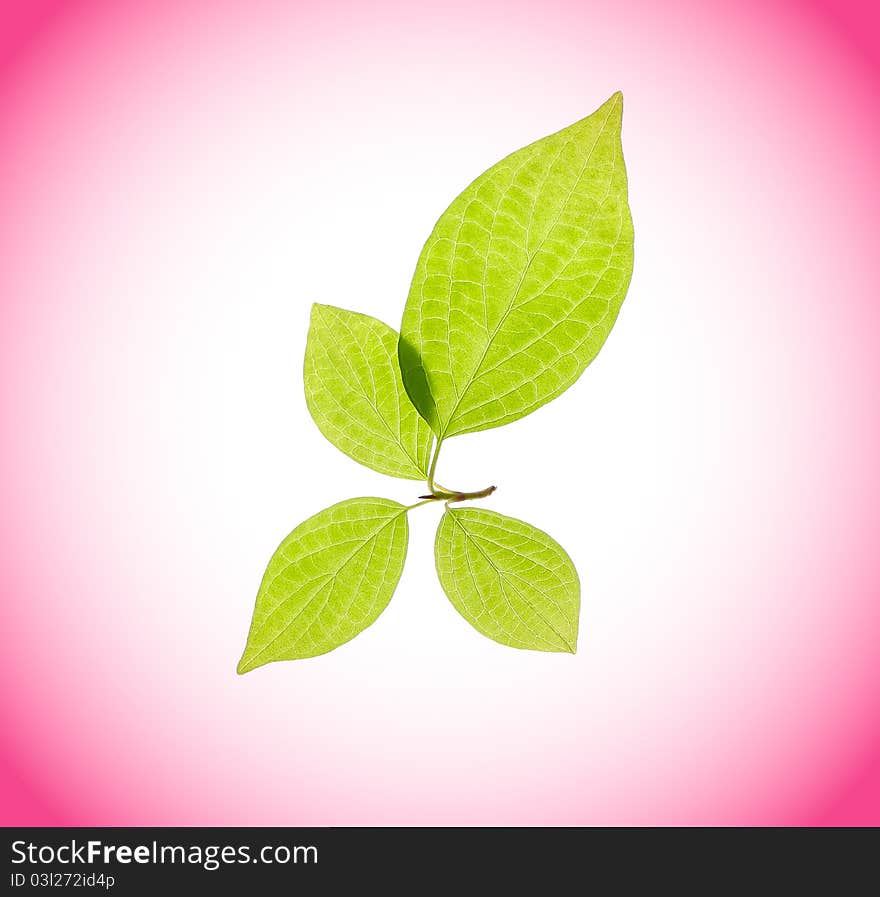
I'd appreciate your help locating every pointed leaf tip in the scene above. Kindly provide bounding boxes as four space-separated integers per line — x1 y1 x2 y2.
607 90 623 120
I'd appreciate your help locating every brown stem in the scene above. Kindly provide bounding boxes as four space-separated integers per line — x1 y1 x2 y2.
418 485 497 503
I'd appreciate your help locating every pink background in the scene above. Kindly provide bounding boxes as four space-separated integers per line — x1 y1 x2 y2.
2 0 879 826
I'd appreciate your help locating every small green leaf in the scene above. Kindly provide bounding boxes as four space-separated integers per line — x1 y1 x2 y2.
238 497 408 672
400 92 633 437
435 506 579 653
305 303 433 480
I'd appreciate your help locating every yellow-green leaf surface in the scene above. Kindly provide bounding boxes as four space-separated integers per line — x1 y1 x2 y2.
399 92 633 437
435 507 579 653
238 498 408 672
305 304 433 479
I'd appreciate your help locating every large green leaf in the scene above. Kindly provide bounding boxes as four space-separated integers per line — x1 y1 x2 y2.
434 506 579 652
304 303 433 479
399 92 633 438
238 497 408 672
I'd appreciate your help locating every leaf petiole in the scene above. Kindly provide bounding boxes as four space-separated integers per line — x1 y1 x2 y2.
426 437 443 492
420 436 495 505
405 498 438 512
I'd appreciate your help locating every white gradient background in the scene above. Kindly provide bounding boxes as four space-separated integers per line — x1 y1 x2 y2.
1 0 879 825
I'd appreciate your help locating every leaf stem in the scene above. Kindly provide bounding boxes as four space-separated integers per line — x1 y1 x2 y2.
405 498 438 512
420 435 495 507
426 437 443 493
417 484 497 504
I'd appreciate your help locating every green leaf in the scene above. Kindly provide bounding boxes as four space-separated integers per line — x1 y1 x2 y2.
399 92 633 438
238 497 408 672
434 506 579 653
304 303 433 480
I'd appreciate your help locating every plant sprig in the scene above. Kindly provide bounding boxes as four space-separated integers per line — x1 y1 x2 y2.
238 92 633 672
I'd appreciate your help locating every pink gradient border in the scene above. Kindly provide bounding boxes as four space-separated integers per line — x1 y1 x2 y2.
1 0 879 827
